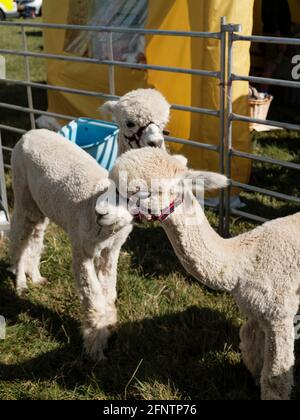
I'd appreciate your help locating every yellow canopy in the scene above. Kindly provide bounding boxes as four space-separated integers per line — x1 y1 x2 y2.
43 0 255 187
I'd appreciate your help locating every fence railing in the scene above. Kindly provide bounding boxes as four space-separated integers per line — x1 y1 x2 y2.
0 17 300 236
225 30 300 235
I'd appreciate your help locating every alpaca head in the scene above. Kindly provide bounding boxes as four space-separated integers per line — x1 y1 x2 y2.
101 89 170 151
110 148 229 219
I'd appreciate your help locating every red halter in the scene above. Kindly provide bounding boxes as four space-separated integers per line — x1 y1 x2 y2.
132 197 182 223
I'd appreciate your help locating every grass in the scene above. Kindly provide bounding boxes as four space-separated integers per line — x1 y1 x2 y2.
0 20 300 400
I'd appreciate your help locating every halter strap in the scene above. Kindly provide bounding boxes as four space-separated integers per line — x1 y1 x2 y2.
124 122 168 148
133 197 182 224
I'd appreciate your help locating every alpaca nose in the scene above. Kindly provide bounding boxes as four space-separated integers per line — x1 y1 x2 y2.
143 124 164 147
149 139 163 148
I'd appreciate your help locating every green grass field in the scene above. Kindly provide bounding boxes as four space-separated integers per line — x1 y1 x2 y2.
0 19 300 400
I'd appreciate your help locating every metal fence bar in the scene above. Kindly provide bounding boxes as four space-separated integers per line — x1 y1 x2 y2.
0 20 221 38
107 32 115 96
233 33 300 46
163 135 219 151
232 113 300 132
0 117 218 152
0 124 26 134
218 16 227 235
0 78 118 99
232 181 300 204
171 103 219 117
102 60 220 78
0 49 220 78
0 130 9 221
0 102 76 122
0 79 219 116
230 208 269 224
231 149 300 171
2 146 13 152
233 74 300 89
21 27 35 129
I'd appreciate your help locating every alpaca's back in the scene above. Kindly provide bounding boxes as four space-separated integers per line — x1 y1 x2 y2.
234 212 300 319
12 129 109 232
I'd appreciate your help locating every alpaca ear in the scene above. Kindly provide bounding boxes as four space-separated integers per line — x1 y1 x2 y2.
100 100 118 116
184 170 229 190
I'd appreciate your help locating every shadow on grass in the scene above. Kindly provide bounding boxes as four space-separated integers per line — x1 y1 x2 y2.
0 270 258 400
124 224 186 278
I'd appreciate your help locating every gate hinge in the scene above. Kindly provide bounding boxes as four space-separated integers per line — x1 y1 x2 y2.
222 24 242 33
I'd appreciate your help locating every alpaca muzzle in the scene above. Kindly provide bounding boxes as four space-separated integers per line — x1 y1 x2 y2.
124 122 168 149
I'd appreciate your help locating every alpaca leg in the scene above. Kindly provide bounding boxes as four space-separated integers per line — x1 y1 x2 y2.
260 318 295 400
95 226 132 326
95 247 118 327
9 209 37 293
25 217 49 285
10 166 47 293
9 215 28 293
240 318 265 383
10 205 47 293
72 248 115 361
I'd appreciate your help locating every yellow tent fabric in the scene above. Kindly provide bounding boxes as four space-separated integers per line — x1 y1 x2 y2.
43 0 254 188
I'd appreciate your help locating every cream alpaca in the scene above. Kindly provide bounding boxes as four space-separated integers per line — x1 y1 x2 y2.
10 129 133 361
111 147 300 400
10 88 170 360
102 88 170 155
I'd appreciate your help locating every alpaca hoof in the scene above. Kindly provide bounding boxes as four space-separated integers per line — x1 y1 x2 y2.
83 325 115 362
16 285 28 296
32 276 48 286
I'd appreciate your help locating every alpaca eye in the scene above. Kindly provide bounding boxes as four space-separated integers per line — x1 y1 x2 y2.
126 121 135 128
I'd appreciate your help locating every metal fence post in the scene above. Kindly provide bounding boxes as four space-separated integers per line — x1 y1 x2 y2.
218 16 227 235
223 24 242 237
0 129 9 230
225 29 233 237
107 32 115 96
21 26 36 129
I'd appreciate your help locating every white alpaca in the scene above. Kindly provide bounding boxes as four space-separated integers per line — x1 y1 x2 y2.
10 129 133 361
111 147 300 400
10 89 170 360
102 88 170 155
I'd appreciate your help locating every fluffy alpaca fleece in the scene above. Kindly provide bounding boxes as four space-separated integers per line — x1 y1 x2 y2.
111 147 300 400
10 129 133 361
102 88 170 155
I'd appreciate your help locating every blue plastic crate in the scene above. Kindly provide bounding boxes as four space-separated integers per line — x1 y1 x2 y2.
59 118 119 171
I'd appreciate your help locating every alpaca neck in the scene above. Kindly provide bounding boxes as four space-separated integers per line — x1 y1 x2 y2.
163 198 240 292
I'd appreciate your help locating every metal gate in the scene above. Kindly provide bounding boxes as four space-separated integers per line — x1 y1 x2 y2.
0 17 300 236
